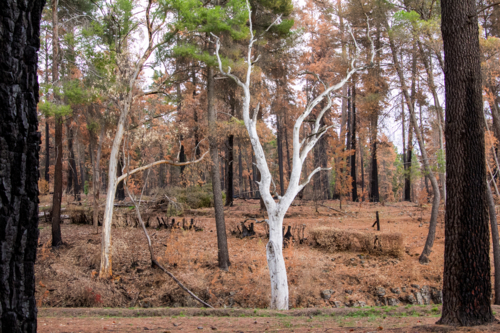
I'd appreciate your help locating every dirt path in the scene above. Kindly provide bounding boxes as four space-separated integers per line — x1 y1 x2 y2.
37 307 500 332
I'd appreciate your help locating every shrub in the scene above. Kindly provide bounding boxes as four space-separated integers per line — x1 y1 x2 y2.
164 185 215 209
310 227 404 258
38 179 49 195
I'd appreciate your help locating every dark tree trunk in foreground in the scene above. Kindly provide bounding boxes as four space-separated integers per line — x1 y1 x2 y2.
0 0 44 331
207 45 230 270
438 0 494 325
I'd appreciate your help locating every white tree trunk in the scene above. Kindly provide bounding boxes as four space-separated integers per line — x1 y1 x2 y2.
213 0 374 309
99 108 127 278
266 211 289 309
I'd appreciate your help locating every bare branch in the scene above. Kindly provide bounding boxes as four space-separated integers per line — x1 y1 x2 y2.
299 167 332 189
117 151 208 185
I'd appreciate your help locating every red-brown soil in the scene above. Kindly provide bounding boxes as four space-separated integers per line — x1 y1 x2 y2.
37 306 500 332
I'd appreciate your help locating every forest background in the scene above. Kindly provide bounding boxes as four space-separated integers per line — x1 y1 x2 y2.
35 0 500 312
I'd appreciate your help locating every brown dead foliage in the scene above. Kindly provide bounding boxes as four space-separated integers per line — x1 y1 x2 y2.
310 227 404 258
35 197 458 309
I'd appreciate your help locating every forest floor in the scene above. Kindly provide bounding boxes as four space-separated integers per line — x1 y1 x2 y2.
35 194 499 330
37 306 500 332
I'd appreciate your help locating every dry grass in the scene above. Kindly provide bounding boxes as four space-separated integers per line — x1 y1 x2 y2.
35 197 454 309
310 227 404 258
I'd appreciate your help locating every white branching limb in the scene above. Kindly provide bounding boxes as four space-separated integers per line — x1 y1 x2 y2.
212 0 374 310
299 167 332 189
117 151 208 185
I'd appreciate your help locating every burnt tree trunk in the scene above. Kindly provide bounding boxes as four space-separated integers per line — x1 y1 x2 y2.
438 0 494 325
45 118 50 182
486 182 500 305
277 115 285 196
51 0 63 247
405 121 413 201
369 115 379 203
116 155 125 201
225 135 234 206
0 0 44 331
351 82 358 202
67 121 80 200
207 44 230 270
238 142 244 199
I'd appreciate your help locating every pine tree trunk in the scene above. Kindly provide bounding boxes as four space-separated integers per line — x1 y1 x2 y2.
51 0 63 247
238 143 244 199
116 155 125 201
405 121 413 201
385 18 440 263
207 52 230 270
45 118 50 182
486 183 500 305
438 0 494 324
93 127 104 232
225 135 234 206
52 116 63 246
67 121 80 200
351 82 358 202
368 113 379 202
277 116 285 196
418 41 446 203
0 0 44 330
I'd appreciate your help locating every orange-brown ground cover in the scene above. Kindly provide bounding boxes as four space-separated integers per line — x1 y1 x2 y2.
36 196 453 309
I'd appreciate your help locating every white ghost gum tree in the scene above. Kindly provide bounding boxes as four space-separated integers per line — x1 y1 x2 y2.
97 0 179 279
212 0 374 310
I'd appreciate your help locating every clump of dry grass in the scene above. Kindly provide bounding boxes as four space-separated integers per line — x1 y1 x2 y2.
310 227 404 258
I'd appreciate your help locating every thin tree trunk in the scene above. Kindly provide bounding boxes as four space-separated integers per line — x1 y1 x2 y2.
45 118 50 182
93 127 104 232
76 131 86 196
360 139 365 199
487 180 500 305
52 116 63 246
0 0 43 330
225 135 234 206
351 82 358 202
51 0 63 247
67 121 80 200
438 0 494 324
116 154 125 201
238 142 244 199
207 44 230 270
418 41 446 203
277 115 285 195
369 114 379 202
385 18 440 263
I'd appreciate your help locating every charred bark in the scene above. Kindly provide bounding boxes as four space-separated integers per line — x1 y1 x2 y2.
351 82 358 202
45 118 50 182
0 0 44 331
225 135 234 206
207 45 230 270
438 0 494 325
